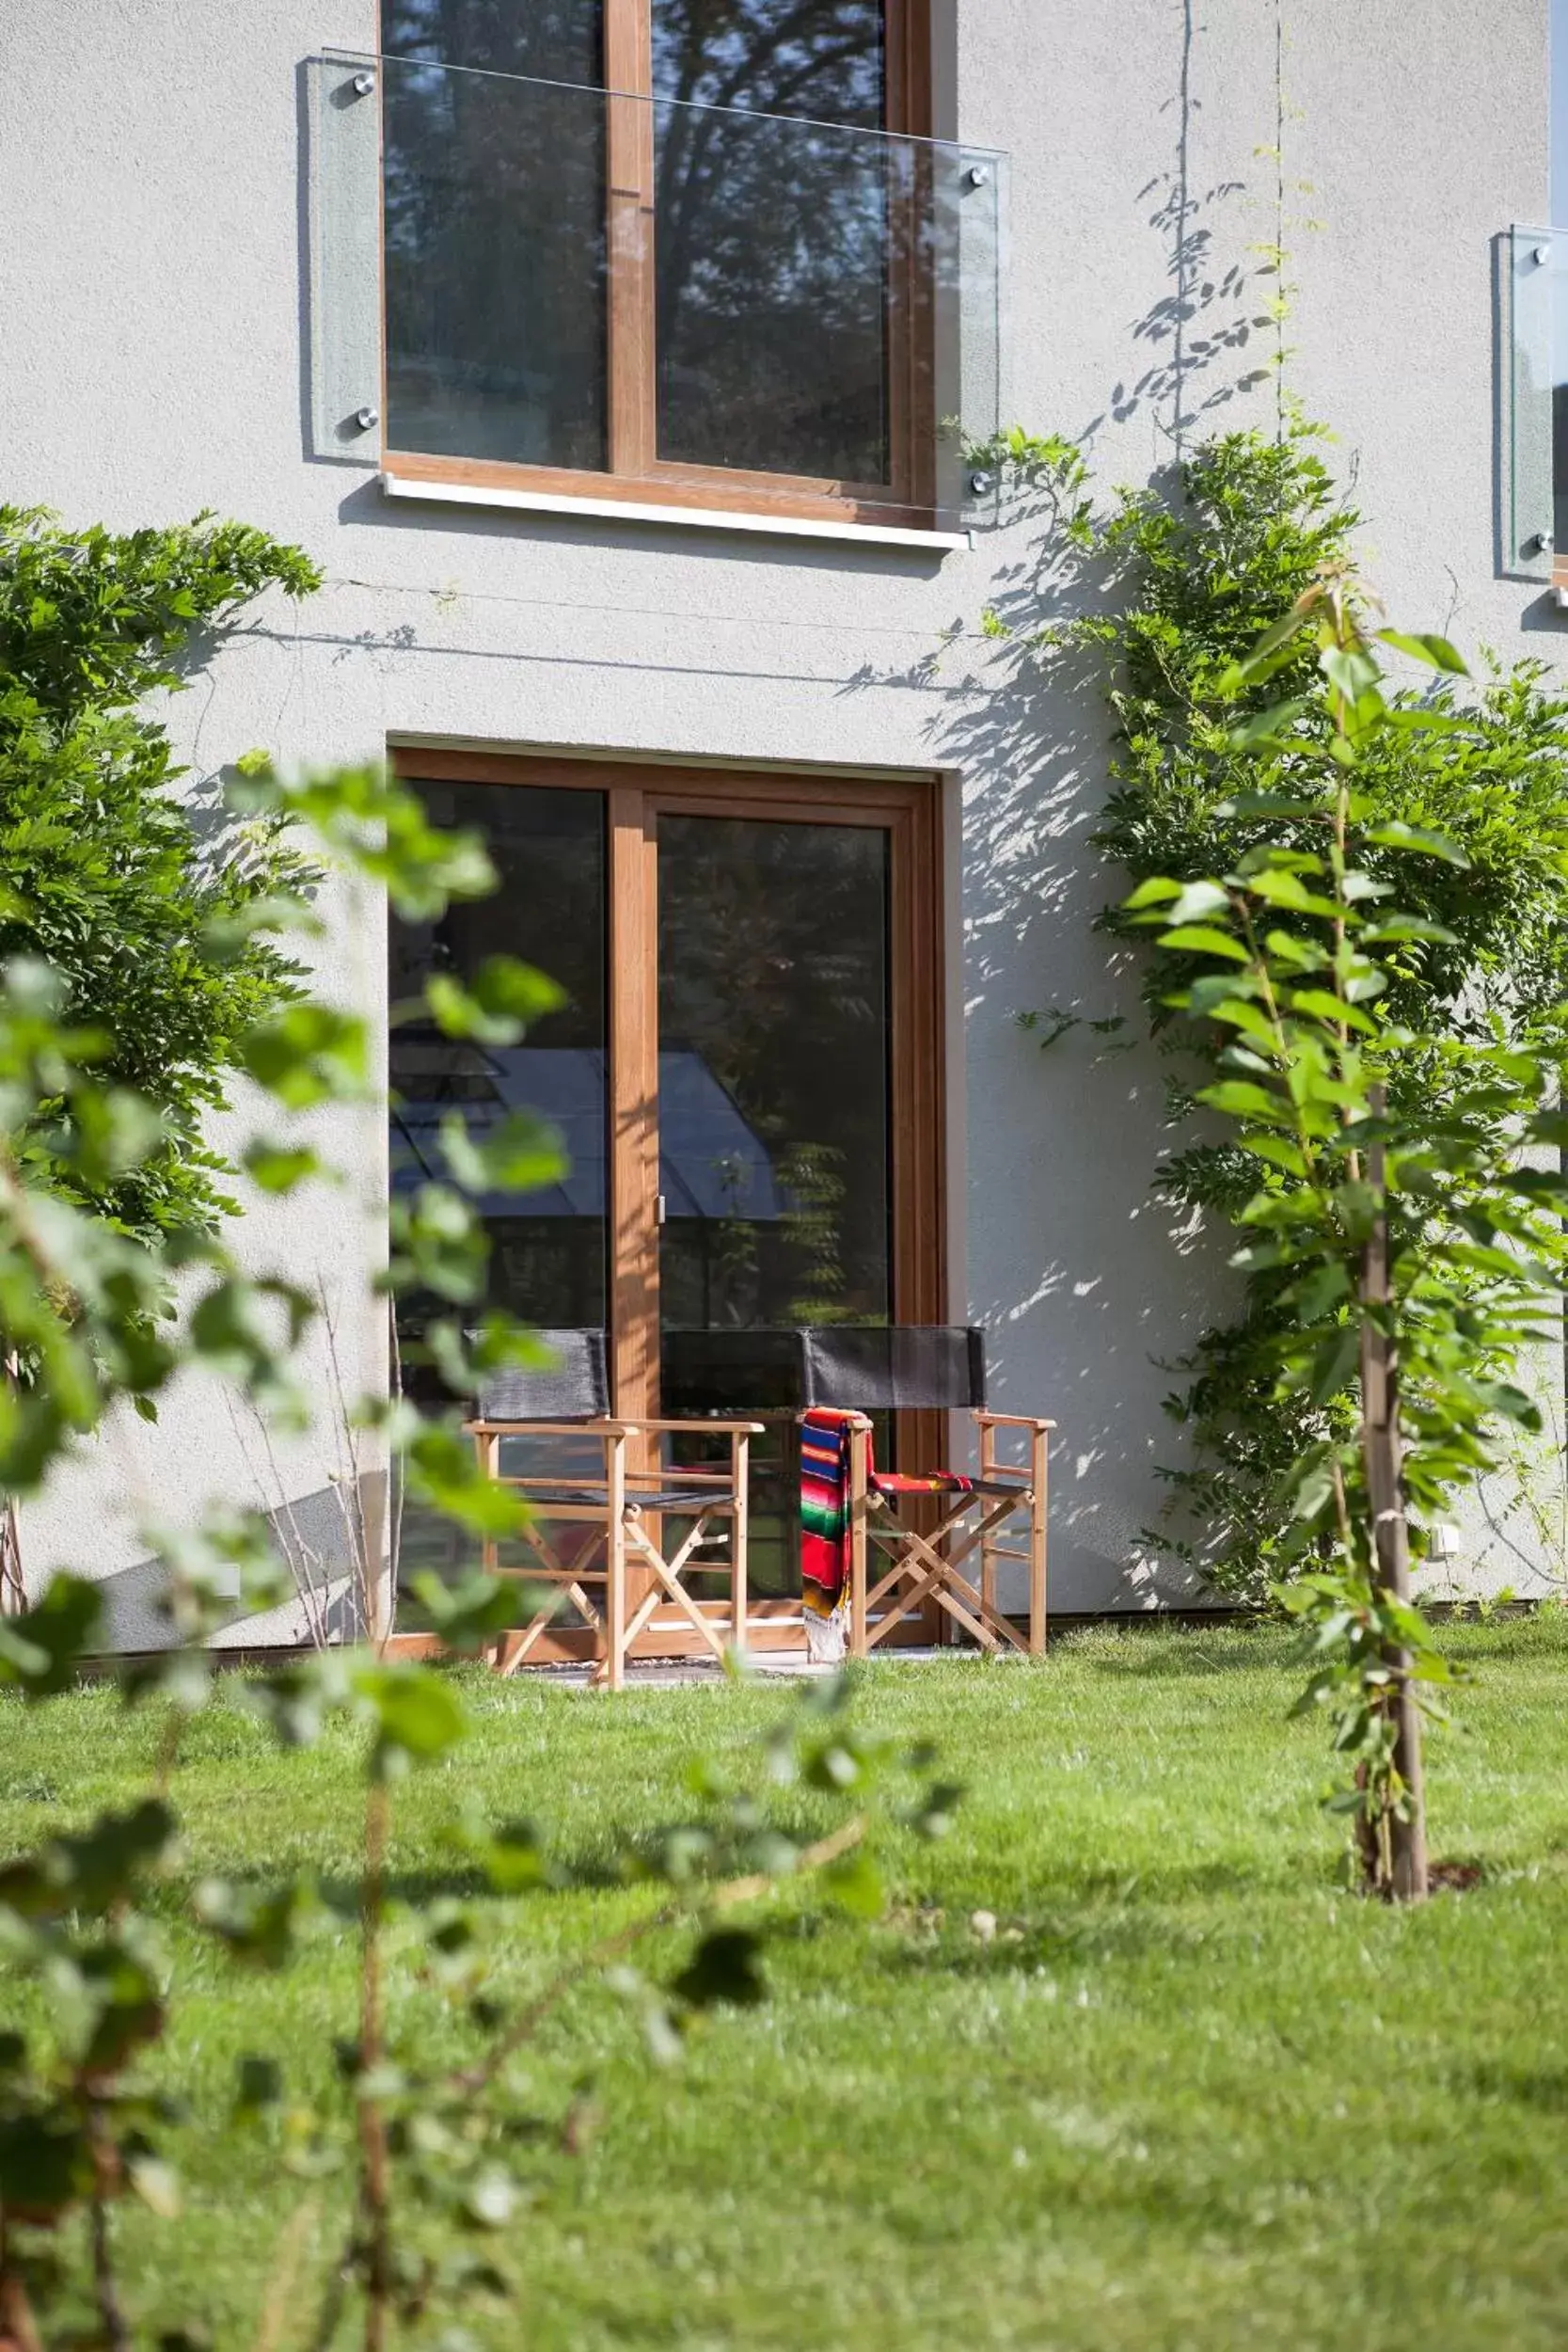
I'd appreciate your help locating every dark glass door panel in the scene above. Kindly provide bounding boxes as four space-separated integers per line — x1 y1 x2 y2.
389 780 608 1593
390 777 609 1603
389 780 609 1352
382 45 609 469
656 811 893 1595
650 0 892 481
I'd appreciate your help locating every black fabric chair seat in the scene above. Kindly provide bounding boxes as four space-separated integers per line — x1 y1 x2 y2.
517 1480 736 1513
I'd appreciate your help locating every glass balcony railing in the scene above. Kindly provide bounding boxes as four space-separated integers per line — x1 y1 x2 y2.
309 52 1006 531
1506 225 1568 579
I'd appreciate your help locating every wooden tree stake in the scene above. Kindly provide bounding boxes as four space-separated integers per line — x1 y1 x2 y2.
1359 1088 1429 1902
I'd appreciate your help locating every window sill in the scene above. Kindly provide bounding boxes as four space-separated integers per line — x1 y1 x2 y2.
378 471 972 554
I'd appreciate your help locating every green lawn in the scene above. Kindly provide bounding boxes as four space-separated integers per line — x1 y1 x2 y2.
4 1617 1568 2349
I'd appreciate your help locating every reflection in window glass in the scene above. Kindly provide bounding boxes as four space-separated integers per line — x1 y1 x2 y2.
388 779 607 1605
650 1 893 480
388 781 609 1372
657 815 891 1332
383 0 603 82
657 812 892 1597
651 0 884 124
380 8 609 469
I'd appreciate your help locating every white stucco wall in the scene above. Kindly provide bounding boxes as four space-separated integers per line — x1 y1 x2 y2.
0 0 1559 1635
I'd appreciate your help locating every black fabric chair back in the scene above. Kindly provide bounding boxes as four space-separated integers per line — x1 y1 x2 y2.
660 1325 987 1413
800 1326 987 1412
476 1329 610 1422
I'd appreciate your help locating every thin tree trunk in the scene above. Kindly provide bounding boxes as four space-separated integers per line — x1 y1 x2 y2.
0 1353 23 1616
0 1496 21 1617
85 2104 130 2352
1360 1087 1429 1902
0 2210 44 2352
358 1779 391 2352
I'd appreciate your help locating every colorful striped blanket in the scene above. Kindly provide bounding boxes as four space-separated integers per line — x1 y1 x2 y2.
800 1410 977 1621
800 1410 857 1620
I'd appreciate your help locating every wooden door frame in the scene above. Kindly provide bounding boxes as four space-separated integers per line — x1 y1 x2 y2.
390 745 947 1653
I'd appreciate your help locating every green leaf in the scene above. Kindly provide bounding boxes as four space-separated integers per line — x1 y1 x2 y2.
439 1110 568 1198
1290 1262 1352 1321
1197 1079 1287 1121
1359 915 1460 946
1228 696 1309 747
450 1810 548 1895
234 2055 284 2115
1166 880 1231 925
1241 1134 1307 1176
239 1005 369 1108
194 1874 315 1969
1321 646 1383 703
1363 821 1470 868
1211 999 1281 1052
1244 870 1341 917
1225 604 1313 681
425 957 563 1045
242 1141 325 1194
355 1661 469 1772
0 2112 89 2220
1375 628 1469 675
128 2154 182 2219
1286 989 1377 1034
821 1847 885 1920
0 1574 103 1696
1157 925 1249 962
464 2169 519 2229
1121 877 1183 910
672 1928 767 2010
1308 1324 1360 1406
1213 788 1322 820
405 1569 533 1655
0 1799 176 1921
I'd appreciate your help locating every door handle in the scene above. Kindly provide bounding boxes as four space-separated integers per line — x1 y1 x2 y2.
655 1193 667 1227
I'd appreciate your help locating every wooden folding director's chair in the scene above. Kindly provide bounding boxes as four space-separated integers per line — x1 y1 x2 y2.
799 1326 1053 1659
464 1329 762 1691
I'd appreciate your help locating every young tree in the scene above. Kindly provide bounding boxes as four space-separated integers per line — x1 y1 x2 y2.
0 750 955 2346
1128 575 1568 1896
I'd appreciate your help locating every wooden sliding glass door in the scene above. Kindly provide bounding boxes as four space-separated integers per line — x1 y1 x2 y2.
389 751 945 1639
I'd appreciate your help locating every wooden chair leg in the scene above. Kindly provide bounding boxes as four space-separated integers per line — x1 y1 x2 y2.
977 1413 998 1643
479 1429 503 1672
605 1432 627 1692
1029 1425 1049 1657
848 1422 870 1660
731 1432 749 1655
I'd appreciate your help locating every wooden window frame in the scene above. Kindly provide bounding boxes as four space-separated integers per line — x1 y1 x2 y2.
379 0 938 530
388 746 947 1656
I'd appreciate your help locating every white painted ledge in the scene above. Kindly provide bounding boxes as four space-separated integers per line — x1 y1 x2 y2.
380 471 971 553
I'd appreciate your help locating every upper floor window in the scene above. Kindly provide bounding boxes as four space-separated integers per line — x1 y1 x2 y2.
368 1 1003 528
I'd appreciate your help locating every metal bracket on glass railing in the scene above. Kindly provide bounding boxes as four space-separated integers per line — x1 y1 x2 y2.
307 56 385 466
1506 225 1559 581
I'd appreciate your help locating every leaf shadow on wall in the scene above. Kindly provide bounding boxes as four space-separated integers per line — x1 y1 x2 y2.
838 76 1277 1607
